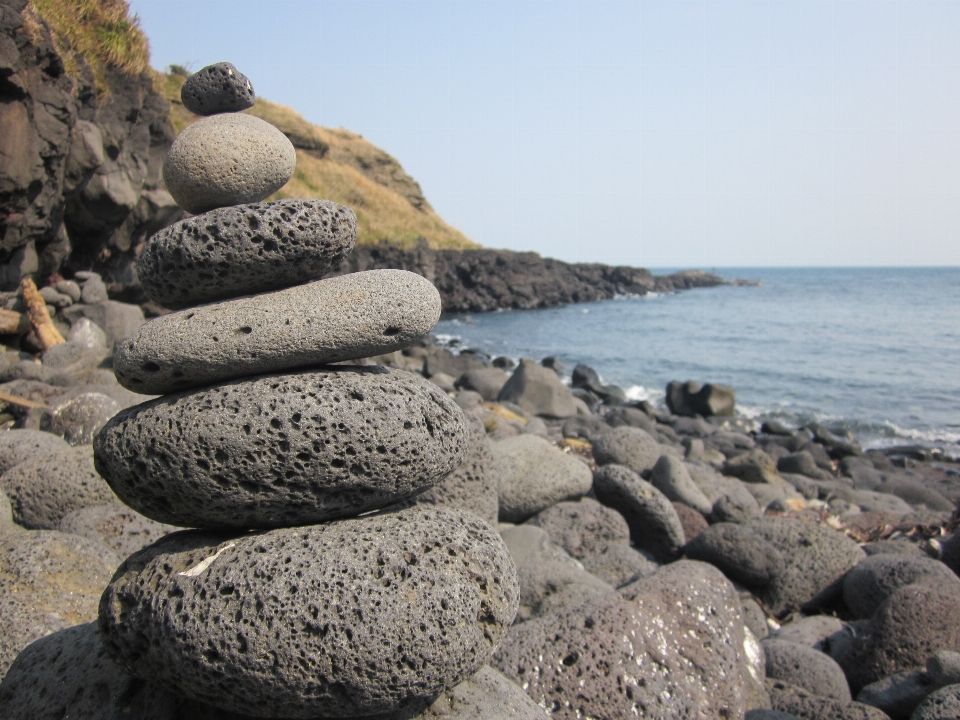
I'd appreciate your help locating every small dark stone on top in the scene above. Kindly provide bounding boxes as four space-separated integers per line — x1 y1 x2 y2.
181 62 255 116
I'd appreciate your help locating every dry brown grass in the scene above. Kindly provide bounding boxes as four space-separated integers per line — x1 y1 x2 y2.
26 0 149 93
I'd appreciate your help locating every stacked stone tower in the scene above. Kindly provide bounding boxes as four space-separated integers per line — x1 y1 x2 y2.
92 63 519 718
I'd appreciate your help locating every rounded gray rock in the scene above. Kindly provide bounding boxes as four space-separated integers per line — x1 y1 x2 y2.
114 270 442 394
136 199 357 309
581 542 658 587
98 506 519 719
763 638 851 701
95 366 468 529
767 679 889 720
163 113 296 214
525 496 630 560
843 554 960 620
0 429 70 476
58 504 177 560
413 666 548 719
684 522 785 587
651 453 714 514
592 425 664 474
912 683 960 719
0 445 117 529
42 391 120 445
181 62 256 115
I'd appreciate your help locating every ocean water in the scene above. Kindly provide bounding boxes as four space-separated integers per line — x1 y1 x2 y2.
434 267 960 453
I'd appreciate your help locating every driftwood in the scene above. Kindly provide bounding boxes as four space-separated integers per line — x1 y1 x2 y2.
0 391 48 409
19 278 64 350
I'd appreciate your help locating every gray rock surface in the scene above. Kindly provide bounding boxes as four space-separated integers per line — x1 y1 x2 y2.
492 435 592 523
763 638 852 701
745 712 803 720
67 317 107 349
746 517 865 617
454 367 509 402
593 463 686 561
650 453 714 514
725 449 784 484
775 615 845 648
525 497 630 560
496 359 578 419
0 429 69 476
492 560 748 720
181 62 256 115
684 522 785 586
99 506 519 719
412 666 548 719
767 679 891 720
42 391 120 445
114 270 441 394
592 425 664 475
712 476 764 523
0 445 116 529
843 554 960 620
163 113 297 214
581 542 658 588
912 684 960 720
137 199 357 309
95 366 468 529
61 300 145 350
852 490 914 515
927 651 960 688
58 504 177 560
856 670 933 720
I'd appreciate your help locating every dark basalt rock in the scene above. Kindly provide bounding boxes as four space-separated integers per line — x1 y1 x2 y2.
684 522 785 587
136 199 356 309
58 503 177 560
842 554 960 620
180 62 256 116
98 506 519 719
94 366 469 529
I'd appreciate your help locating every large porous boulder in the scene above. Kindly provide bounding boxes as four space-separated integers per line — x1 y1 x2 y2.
493 435 592 522
0 445 116 529
94 367 469 529
496 359 578 419
842 554 960 620
98 506 519 719
745 517 865 617
525 497 630 560
57 504 176 561
766 679 891 720
493 561 748 719
0 530 118 677
593 464 686 561
499 524 613 622
650 454 714 514
592 426 664 475
684 522 785 587
762 639 851 701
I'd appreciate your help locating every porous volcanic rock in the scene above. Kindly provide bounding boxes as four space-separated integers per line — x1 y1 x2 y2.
684 522 785 587
525 497 630 560
58 504 177 560
180 62 256 115
114 270 441 394
98 506 519 719
762 639 851 701
162 114 296 214
136 199 357 309
94 366 468 529
766 679 890 720
592 426 664 475
0 429 70 475
912 684 960 720
842 554 960 620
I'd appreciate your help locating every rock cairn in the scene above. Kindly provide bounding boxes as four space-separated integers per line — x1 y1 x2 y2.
91 63 520 718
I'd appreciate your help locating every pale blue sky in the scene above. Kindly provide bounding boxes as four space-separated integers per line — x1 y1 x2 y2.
130 0 960 267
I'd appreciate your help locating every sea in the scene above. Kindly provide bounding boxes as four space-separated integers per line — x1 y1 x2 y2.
433 267 960 456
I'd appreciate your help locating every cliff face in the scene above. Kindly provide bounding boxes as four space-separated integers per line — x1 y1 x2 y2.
0 0 180 296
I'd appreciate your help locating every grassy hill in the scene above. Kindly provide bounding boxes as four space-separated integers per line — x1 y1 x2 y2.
157 69 478 250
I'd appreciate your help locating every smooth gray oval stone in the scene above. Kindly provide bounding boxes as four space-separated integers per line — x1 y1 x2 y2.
136 199 356 309
97 506 520 719
94 366 469 529
114 270 442 394
181 62 256 115
163 114 296 214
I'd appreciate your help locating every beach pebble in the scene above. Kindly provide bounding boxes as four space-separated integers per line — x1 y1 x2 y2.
928 650 960 687
852 490 915 515
496 358 578 419
79 276 108 304
455 367 509 401
66 318 108 349
163 113 296 214
592 425 664 475
57 504 177 560
181 61 256 115
42 391 120 445
525 497 630 560
774 615 845 648
0 445 116 529
878 477 954 512
912 684 960 720
651 453 714 514
856 670 933 719
711 476 764 523
593 463 686 561
843 554 960 620
724 449 784 484
61 300 145 350
414 665 548 719
54 279 82 302
672 500 709 542
94 366 468 529
745 517 865 617
0 429 69 476
492 434 592 522
581 542 658 588
493 560 749 719
136 199 357 309
98 506 518 718
766 679 891 720
762 638 852 701
114 270 441 394
684 522 785 587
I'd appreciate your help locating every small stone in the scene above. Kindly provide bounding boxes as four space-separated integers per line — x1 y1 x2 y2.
95 366 468 529
61 300 146 350
163 113 296 214
136 199 357 309
455 367 509 401
725 448 784 484
774 615 845 648
415 665 548 719
0 429 70 475
762 638 851 701
684 522 785 587
55 279 82 302
114 270 441 394
525 497 630 560
651 453 714 514
58 504 177 560
42 391 120 445
581 542 659 587
912 683 960 720
492 434 592 522
66 318 108 349
856 669 934 719
496 358 578 419
843 554 960 620
79 276 108 304
672 500 709 542
592 425 664 475
98 506 519 718
766 679 890 720
181 62 256 115
928 650 960 687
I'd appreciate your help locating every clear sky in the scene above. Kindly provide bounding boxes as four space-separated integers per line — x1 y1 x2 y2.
130 0 960 268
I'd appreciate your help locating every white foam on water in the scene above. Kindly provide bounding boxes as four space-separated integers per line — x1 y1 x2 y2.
625 385 663 403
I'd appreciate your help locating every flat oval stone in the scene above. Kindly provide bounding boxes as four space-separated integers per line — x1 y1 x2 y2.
136 199 357 309
181 62 255 115
94 366 469 529
113 270 441 394
97 506 520 718
163 114 296 214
